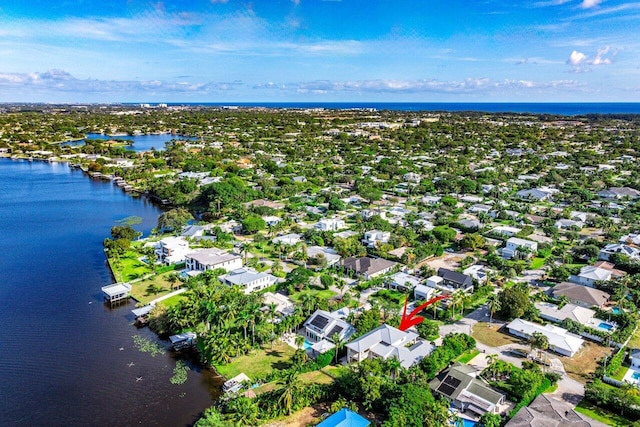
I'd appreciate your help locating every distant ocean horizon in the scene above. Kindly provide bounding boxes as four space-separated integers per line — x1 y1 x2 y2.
143 102 640 116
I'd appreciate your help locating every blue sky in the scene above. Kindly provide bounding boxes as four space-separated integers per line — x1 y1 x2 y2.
0 0 638 102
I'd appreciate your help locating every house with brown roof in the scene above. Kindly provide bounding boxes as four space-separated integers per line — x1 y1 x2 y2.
550 282 610 309
340 256 397 280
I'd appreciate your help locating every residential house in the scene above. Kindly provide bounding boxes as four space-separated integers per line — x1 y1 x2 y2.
458 219 482 230
414 284 437 301
361 209 386 220
246 199 285 210
516 188 554 201
555 218 584 230
181 224 212 238
569 263 625 288
422 195 441 205
490 226 521 237
630 349 640 369
340 256 397 280
550 282 610 309
307 246 341 266
599 243 640 261
386 272 421 292
505 394 607 427
429 364 506 416
502 237 538 259
436 268 474 293
535 302 615 334
403 172 421 183
155 236 191 265
463 264 492 284
316 218 346 232
346 324 433 368
469 204 492 215
262 292 295 317
219 267 277 294
598 187 640 200
185 248 242 273
272 233 302 246
303 309 355 344
316 408 370 427
362 230 391 248
619 233 640 246
334 230 359 240
506 318 584 357
262 216 282 227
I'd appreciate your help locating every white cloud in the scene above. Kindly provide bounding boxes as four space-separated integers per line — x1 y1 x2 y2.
0 69 240 94
580 0 602 8
567 50 587 65
591 46 612 64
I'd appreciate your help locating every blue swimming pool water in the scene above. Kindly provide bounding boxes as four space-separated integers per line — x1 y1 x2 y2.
612 307 623 314
303 340 313 350
461 418 478 427
632 372 640 380
598 322 614 331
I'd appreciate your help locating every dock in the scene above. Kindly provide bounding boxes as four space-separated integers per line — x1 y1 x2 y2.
101 282 132 304
169 332 197 351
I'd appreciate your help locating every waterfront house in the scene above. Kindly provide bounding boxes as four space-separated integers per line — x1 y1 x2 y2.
345 324 433 368
101 282 132 303
219 267 277 294
156 236 191 265
303 309 355 344
184 248 242 273
429 363 506 416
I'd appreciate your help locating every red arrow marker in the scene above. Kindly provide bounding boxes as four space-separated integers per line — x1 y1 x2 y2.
398 294 449 331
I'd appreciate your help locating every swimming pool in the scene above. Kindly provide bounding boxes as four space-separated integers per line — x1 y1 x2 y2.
303 340 313 350
460 418 478 427
598 322 614 331
632 372 640 381
612 307 623 315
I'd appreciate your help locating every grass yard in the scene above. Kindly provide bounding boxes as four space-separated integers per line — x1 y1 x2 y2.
130 270 182 304
456 349 480 364
611 365 629 381
215 341 296 380
530 257 545 269
263 405 325 427
109 250 152 282
575 400 636 426
159 293 186 308
544 383 559 393
472 323 522 348
290 289 338 302
626 327 640 349
254 366 345 395
561 342 612 383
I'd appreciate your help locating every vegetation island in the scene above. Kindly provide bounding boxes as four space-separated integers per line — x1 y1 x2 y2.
3 104 640 426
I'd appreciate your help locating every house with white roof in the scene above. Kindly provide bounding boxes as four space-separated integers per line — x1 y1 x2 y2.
463 264 493 284
599 243 640 261
555 219 584 230
155 236 191 265
516 188 554 202
272 233 303 246
219 267 277 294
619 233 640 246
422 195 441 205
506 318 584 357
362 230 391 248
315 218 346 232
185 248 242 273
502 237 538 259
262 292 295 317
303 309 356 344
490 226 522 237
386 272 421 292
534 302 615 334
306 246 341 266
262 216 282 227
414 284 437 301
569 265 618 288
346 324 433 368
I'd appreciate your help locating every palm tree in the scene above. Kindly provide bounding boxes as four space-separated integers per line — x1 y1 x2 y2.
277 370 302 415
451 290 464 319
484 353 499 379
431 299 442 320
385 356 402 381
331 332 345 365
295 334 305 349
486 294 501 324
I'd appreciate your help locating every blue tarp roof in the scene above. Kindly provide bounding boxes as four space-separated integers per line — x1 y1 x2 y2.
316 408 370 427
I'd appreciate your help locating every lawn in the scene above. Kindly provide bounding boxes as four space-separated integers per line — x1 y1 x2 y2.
472 323 522 348
109 250 152 282
456 349 480 364
575 400 636 426
626 327 640 349
561 342 612 383
611 365 629 381
529 257 545 269
130 270 181 304
254 366 345 394
159 293 186 308
544 383 559 393
290 289 338 302
214 341 296 380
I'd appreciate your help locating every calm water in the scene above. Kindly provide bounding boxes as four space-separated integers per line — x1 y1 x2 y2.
64 133 193 152
160 102 640 115
0 159 219 426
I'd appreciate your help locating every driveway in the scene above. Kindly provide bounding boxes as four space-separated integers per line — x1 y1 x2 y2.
438 305 586 408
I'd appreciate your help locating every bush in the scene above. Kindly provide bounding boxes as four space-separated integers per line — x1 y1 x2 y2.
420 333 475 379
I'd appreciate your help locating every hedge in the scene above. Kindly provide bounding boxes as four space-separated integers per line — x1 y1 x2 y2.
508 377 551 420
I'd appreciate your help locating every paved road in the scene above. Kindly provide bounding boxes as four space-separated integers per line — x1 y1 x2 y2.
438 304 585 408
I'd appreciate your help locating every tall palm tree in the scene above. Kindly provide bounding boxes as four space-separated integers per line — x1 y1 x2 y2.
385 356 402 381
484 353 499 379
486 294 501 324
331 332 345 365
277 370 302 415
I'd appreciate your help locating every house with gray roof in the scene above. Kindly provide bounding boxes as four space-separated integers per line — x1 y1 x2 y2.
516 188 554 201
598 187 640 200
386 271 421 292
429 363 505 416
185 248 242 273
550 282 610 309
436 268 474 293
346 324 433 369
303 309 355 345
506 394 606 426
599 243 640 261
506 318 584 357
219 267 277 294
340 256 397 280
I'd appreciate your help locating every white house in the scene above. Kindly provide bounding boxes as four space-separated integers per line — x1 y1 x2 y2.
303 309 356 344
630 349 640 369
272 233 303 246
387 272 421 291
414 284 437 301
422 195 441 205
463 264 493 284
502 237 538 259
569 265 614 288
262 292 295 317
316 218 346 232
362 230 391 248
599 243 640 261
262 216 282 227
346 324 433 368
506 318 584 357
185 248 242 273
490 226 522 237
306 246 341 266
219 267 278 294
156 236 191 265
403 172 421 183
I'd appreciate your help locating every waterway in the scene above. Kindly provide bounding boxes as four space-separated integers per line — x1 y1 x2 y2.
0 158 219 426
64 133 194 152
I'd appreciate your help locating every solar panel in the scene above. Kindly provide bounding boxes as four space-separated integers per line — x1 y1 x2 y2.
310 315 330 330
328 326 344 338
444 376 462 388
437 382 457 397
